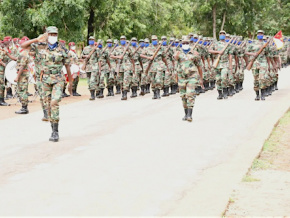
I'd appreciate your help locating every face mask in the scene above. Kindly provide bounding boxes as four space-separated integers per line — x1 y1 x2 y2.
199 41 202 44
257 35 263 40
131 42 137 47
98 44 103 48
248 40 252 44
190 37 194 42
193 38 198 43
203 42 207 46
152 40 158 46
162 41 167 46
288 39 290 42
179 44 182 47
225 39 229 43
219 35 226 40
48 36 58 45
107 43 112 47
140 42 145 48
71 46 76 50
89 40 94 45
237 42 241 45
174 42 179 47
145 43 149 47
120 40 126 45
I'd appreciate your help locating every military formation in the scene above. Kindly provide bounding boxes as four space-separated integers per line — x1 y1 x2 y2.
1 27 290 142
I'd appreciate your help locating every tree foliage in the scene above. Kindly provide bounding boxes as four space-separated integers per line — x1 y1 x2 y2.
0 0 289 42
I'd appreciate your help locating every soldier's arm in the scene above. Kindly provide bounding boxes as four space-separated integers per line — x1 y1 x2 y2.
6 52 17 61
21 33 47 49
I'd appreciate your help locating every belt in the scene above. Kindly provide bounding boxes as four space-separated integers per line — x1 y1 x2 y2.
44 69 61 75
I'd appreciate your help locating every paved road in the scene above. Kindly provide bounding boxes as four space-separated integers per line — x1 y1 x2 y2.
0 69 289 216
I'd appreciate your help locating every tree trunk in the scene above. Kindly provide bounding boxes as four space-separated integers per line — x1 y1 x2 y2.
87 8 95 44
221 11 226 31
212 4 217 39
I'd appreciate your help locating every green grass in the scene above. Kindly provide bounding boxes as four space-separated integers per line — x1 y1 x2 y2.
251 158 272 170
242 175 260 182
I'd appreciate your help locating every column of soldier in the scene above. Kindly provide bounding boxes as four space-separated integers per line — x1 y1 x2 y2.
0 27 289 142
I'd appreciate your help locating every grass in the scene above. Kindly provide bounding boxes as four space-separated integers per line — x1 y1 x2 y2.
251 158 272 171
242 175 260 182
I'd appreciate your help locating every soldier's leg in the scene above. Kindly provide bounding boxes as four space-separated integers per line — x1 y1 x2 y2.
252 69 260 100
185 75 198 122
221 68 229 99
228 68 235 96
259 68 267 100
215 69 223 100
203 69 210 91
121 70 132 100
86 71 92 90
5 82 13 99
35 78 48 120
88 71 98 100
139 70 147 96
130 70 140 98
0 71 9 106
162 68 171 97
15 72 29 114
97 71 105 98
72 75 81 96
107 70 115 96
155 69 163 99
62 80 69 98
178 75 188 120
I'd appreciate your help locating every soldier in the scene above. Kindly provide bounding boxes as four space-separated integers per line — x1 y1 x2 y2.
140 35 169 99
138 39 147 96
209 30 234 100
245 30 275 101
143 38 151 94
169 37 178 95
60 40 70 98
0 39 11 106
81 36 97 100
68 42 81 96
113 39 121 95
21 26 73 142
106 39 116 97
131 37 143 98
110 36 135 100
14 36 32 114
174 37 203 122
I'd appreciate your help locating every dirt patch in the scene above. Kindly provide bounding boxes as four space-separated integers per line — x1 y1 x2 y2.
225 109 290 217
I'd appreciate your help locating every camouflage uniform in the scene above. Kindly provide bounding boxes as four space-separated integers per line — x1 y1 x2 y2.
68 49 80 92
16 49 31 107
0 49 9 100
107 43 117 94
131 39 143 97
32 42 70 123
81 43 96 92
140 38 151 94
98 42 111 98
174 43 202 122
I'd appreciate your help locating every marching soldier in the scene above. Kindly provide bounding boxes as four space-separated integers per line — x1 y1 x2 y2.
106 39 116 97
21 26 73 142
68 42 81 96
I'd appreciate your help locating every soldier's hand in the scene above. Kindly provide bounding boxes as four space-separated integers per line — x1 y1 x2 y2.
68 83 73 96
37 33 48 43
14 77 19 83
200 80 204 89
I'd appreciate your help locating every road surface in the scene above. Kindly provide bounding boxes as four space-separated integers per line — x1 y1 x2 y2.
0 69 289 216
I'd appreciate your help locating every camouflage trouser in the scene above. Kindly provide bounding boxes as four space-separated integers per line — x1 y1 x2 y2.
202 67 211 82
164 62 173 88
170 69 177 85
16 71 29 106
281 54 287 64
150 70 163 91
236 67 245 82
269 70 277 83
117 71 133 91
252 68 267 91
87 71 99 91
215 68 233 90
35 78 47 110
0 71 5 99
178 72 198 109
107 70 115 87
43 81 64 123
209 68 216 81
99 71 107 89
140 70 147 86
132 70 142 87
72 75 79 90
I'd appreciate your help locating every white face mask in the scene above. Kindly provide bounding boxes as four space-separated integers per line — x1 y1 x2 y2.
182 44 190 50
71 46 76 50
48 36 58 45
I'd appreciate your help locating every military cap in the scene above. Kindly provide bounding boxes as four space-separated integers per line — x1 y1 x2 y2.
12 38 19 42
139 39 144 42
89 36 95 40
193 34 198 38
175 39 179 43
188 33 194 36
59 40 66 44
46 26 58 34
263 35 267 40
131 37 137 41
19 36 29 44
170 37 175 41
97 39 103 44
68 42 75 46
257 30 264 34
161 36 167 40
144 38 150 43
151 35 158 40
120 35 126 39
114 39 119 44
226 34 230 37
3 37 11 42
107 39 113 43
219 30 226 34
182 37 190 43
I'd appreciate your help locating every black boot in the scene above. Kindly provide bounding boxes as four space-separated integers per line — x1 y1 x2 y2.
130 87 137 98
172 84 177 94
264 87 269 97
195 87 200 96
73 89 81 96
42 109 49 121
209 81 214 90
200 86 205 93
15 105 29 114
152 90 157 99
275 81 278 90
97 88 104 98
231 86 236 95
182 108 188 121
255 90 260 101
6 87 13 99
235 83 240 93
121 90 127 100
187 108 193 122
146 84 151 94
204 82 209 91
268 86 272 96
176 84 179 93
156 89 161 99
261 89 266 101
0 98 10 106
240 81 243 90
49 122 59 142
228 87 233 97
223 88 228 99
116 85 121 94
271 84 275 92
139 85 145 96
162 87 169 97
89 90 95 100
110 86 114 96
62 87 70 98
217 90 223 100
106 87 111 97
212 80 216 89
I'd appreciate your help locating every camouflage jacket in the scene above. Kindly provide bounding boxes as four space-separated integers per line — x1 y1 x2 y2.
246 40 270 69
143 45 166 72
68 50 79 65
98 47 110 72
16 49 31 72
32 42 70 84
30 43 47 77
131 46 143 71
81 45 94 72
174 50 202 77
112 45 134 72
212 40 233 69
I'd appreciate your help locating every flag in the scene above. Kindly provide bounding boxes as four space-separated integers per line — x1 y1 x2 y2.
273 30 284 50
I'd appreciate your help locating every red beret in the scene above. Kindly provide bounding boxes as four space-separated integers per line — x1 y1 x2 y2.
13 38 19 42
21 36 29 41
68 42 75 46
59 40 66 43
3 37 11 42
